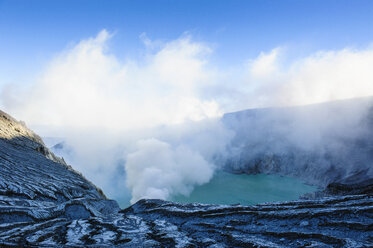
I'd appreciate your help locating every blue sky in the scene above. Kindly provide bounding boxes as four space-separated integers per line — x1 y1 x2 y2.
1 0 373 86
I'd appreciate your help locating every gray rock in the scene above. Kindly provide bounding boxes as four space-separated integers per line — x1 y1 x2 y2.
300 220 310 227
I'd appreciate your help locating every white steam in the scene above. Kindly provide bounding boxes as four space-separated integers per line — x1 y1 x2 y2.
2 30 373 203
126 138 214 204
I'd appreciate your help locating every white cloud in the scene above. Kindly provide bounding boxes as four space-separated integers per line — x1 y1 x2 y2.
4 30 221 132
5 31 373 131
249 48 281 79
3 30 373 203
242 46 373 108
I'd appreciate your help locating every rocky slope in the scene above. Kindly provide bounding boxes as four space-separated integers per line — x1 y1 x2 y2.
0 111 119 226
0 109 372 247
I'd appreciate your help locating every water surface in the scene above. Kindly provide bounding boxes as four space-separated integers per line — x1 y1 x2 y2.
172 172 317 205
117 172 316 208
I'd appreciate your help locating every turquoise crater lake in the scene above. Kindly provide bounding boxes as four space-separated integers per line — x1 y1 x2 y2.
171 172 317 206
119 172 317 208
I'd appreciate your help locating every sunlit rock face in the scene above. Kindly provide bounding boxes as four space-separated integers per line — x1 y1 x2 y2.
222 97 373 188
0 108 372 247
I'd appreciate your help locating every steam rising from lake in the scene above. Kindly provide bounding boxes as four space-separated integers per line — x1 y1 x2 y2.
2 30 373 202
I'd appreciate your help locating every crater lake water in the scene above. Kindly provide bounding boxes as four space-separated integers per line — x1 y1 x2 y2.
172 172 317 205
118 172 317 208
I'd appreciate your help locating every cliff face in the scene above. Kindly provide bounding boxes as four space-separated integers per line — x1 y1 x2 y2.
0 109 372 247
222 97 373 190
0 110 119 224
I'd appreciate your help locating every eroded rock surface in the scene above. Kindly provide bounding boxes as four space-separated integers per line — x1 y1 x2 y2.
0 196 372 247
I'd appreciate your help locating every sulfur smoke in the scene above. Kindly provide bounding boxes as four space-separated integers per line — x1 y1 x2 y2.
2 30 373 203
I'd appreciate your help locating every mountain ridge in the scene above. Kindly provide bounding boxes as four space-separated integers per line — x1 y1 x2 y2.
222 96 373 190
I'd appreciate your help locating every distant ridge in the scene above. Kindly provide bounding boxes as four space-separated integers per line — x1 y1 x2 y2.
222 96 373 193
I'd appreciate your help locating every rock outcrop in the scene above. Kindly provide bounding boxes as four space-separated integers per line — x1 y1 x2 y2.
0 109 372 247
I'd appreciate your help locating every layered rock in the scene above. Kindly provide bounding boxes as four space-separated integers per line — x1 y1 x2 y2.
0 196 372 247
